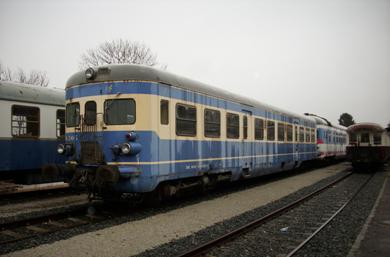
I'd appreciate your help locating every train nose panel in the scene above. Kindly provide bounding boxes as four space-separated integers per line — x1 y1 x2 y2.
80 141 105 165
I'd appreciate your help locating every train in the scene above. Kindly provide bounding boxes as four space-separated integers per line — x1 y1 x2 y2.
305 114 348 160
51 64 347 200
0 81 66 184
347 122 390 170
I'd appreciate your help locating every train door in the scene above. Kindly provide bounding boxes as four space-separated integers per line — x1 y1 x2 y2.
159 95 171 177
242 109 252 176
79 98 105 165
293 121 300 165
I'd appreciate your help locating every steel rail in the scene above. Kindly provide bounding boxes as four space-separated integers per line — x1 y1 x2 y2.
285 173 375 257
0 204 98 245
0 181 69 196
176 171 352 257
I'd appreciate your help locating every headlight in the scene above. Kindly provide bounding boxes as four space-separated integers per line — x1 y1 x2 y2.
120 143 131 155
85 67 96 79
57 144 65 155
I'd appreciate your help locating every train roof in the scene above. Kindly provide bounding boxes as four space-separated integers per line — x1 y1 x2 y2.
0 81 64 107
66 64 314 123
347 122 384 133
310 117 346 131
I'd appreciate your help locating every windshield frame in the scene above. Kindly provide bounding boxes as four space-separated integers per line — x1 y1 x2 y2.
104 98 136 125
66 102 80 128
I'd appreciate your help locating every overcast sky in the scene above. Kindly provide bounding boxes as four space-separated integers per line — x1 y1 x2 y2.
1 0 389 126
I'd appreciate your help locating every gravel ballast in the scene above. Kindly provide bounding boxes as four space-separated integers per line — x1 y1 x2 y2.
0 194 88 220
137 168 386 257
204 173 383 257
295 169 387 257
2 163 348 257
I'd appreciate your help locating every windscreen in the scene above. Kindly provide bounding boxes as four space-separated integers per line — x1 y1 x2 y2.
104 99 136 125
66 103 80 127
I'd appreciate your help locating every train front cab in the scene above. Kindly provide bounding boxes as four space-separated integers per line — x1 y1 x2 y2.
347 123 390 170
314 122 347 161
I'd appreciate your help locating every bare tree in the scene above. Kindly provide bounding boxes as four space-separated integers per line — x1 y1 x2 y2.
79 39 163 69
0 62 13 81
0 61 49 87
15 68 49 87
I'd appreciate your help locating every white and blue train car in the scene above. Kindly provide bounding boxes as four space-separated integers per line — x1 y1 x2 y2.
60 65 319 199
0 81 66 183
312 117 348 160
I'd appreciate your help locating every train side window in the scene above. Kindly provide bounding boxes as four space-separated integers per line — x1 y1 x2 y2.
311 129 315 143
104 99 136 125
11 105 40 138
277 123 285 142
56 109 65 138
286 124 293 142
226 113 240 139
267 120 275 141
374 134 382 145
204 108 220 138
299 127 305 142
305 128 310 142
254 118 264 140
295 126 299 142
243 116 248 139
66 103 80 127
160 100 169 125
84 101 97 125
361 132 370 143
176 103 197 136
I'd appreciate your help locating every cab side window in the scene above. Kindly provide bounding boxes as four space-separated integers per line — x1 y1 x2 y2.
160 100 169 125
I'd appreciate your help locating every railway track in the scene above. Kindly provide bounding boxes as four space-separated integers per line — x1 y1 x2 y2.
0 204 107 245
0 164 360 254
0 180 69 196
176 171 374 257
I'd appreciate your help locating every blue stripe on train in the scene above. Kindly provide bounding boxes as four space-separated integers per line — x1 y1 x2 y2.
66 82 315 127
66 130 317 192
0 139 65 173
66 131 316 164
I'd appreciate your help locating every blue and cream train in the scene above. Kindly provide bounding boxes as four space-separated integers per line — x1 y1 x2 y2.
0 81 65 183
56 65 347 199
307 115 348 160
